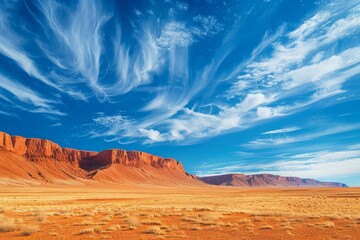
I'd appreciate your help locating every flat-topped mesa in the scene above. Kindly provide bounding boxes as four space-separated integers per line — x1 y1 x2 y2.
0 131 185 172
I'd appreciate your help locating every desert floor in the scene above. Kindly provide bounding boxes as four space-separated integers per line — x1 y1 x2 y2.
0 185 359 239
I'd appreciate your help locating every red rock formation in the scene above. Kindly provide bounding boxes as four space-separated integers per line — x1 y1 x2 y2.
96 149 129 165
11 136 27 155
0 131 186 173
25 138 61 158
0 131 200 186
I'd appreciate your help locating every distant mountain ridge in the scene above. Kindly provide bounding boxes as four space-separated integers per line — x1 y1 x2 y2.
200 173 348 187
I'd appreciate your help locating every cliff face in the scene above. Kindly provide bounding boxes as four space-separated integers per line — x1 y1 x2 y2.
0 132 13 151
0 131 194 185
200 174 348 188
0 131 184 172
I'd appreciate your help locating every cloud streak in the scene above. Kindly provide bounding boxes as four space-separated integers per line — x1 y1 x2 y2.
0 74 64 115
262 127 301 135
246 123 360 148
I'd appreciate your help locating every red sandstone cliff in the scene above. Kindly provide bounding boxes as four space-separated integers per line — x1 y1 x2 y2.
0 131 198 186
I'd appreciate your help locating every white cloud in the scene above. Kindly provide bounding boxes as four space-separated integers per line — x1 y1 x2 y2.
176 1 189 11
234 2 360 91
256 106 286 119
283 46 360 89
86 1 360 145
93 114 132 128
0 7 60 91
109 22 160 96
226 80 250 99
36 0 111 99
235 93 269 112
262 127 301 135
157 22 194 48
50 122 62 127
134 9 142 16
246 124 360 148
192 15 224 37
139 128 164 143
0 74 64 115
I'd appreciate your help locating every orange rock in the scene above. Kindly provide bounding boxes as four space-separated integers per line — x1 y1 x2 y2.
11 136 27 155
97 149 128 165
1 131 186 174
0 131 13 151
25 138 61 158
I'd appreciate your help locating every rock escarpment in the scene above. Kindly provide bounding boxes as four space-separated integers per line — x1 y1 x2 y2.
0 131 184 171
0 131 196 186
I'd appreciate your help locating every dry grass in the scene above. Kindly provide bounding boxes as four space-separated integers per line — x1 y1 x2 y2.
317 221 335 228
191 225 201 230
126 216 140 227
74 218 94 226
0 217 16 232
20 225 39 236
79 228 94 235
101 215 112 222
0 187 358 239
238 219 251 224
34 211 47 222
141 219 162 225
106 224 121 231
146 226 164 235
253 216 261 222
259 225 273 230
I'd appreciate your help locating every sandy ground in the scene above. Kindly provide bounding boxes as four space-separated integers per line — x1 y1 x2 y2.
0 185 359 239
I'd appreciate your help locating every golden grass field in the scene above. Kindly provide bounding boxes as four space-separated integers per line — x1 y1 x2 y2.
0 185 359 239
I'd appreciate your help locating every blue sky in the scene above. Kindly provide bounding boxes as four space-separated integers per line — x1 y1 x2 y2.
0 0 360 186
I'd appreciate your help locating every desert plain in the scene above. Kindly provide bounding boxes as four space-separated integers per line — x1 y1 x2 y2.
0 185 359 240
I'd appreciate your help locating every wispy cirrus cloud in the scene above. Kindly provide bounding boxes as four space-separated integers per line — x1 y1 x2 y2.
246 123 360 148
85 1 359 145
0 6 59 90
262 127 301 135
0 74 64 115
35 0 112 100
0 0 359 147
